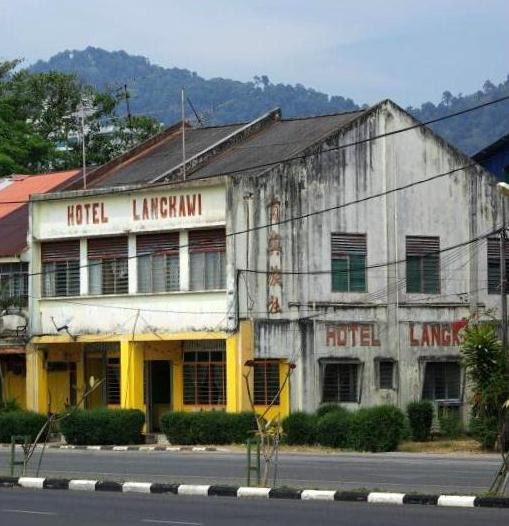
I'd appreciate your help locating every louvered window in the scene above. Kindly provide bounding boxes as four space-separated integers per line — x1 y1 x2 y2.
182 340 226 405
137 233 180 293
106 357 120 404
378 360 395 389
331 234 367 292
253 360 280 405
0 262 28 306
189 229 226 290
487 237 509 294
406 236 440 294
322 362 359 403
422 362 461 401
41 241 80 297
88 237 128 295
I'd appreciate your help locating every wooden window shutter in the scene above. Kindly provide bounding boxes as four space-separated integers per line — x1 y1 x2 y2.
136 232 179 255
41 240 80 262
189 229 226 253
88 237 128 259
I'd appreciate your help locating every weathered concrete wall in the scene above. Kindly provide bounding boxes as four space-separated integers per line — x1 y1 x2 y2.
231 101 502 415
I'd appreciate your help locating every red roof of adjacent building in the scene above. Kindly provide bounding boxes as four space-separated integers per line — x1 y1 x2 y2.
0 170 81 257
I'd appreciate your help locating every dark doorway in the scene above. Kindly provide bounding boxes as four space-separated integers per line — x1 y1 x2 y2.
145 360 172 432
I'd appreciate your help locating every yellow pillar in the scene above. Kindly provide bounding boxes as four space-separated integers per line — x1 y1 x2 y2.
172 360 184 411
278 361 291 419
226 320 254 413
25 346 48 414
76 345 86 408
120 340 144 411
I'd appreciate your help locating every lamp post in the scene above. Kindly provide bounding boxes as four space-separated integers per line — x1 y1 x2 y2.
496 183 509 353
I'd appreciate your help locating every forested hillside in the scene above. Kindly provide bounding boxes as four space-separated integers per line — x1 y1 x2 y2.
30 47 509 154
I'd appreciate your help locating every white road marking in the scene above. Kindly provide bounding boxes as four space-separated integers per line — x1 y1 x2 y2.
2 508 57 516
142 520 203 525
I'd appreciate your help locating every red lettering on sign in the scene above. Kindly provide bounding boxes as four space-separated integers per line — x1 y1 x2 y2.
179 195 186 216
101 203 108 223
169 196 177 217
198 193 202 215
186 194 196 216
92 203 100 224
151 198 159 219
67 206 74 226
75 205 83 225
84 203 91 224
132 200 140 221
360 325 370 346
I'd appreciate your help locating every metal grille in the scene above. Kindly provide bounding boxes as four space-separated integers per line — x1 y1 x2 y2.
137 233 180 293
487 237 509 294
106 357 120 404
189 229 226 290
41 240 80 261
322 363 359 403
406 236 440 293
182 340 226 405
331 234 367 292
422 361 461 401
42 261 80 297
378 360 394 389
88 237 128 295
0 262 28 306
253 360 280 405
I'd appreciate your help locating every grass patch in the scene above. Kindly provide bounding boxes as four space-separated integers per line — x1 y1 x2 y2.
398 438 483 454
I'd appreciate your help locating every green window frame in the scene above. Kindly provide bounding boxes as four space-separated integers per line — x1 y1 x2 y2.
331 233 367 292
406 236 440 294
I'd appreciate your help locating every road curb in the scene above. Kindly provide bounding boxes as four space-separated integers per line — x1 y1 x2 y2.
0 444 224 453
0 476 508 509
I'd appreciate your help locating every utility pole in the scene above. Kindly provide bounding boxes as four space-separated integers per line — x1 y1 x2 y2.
80 102 87 189
501 202 507 354
181 88 186 180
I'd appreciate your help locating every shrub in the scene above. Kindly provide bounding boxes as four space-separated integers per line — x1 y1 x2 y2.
348 405 406 452
407 401 434 441
438 409 463 439
316 404 346 418
469 415 500 450
160 411 258 445
60 408 145 445
0 398 22 413
0 411 47 443
316 407 352 448
282 412 317 445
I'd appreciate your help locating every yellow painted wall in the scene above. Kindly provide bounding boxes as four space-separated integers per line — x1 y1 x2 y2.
4 371 26 408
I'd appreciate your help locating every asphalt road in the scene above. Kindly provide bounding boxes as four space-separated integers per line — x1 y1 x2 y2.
0 448 501 494
0 488 508 526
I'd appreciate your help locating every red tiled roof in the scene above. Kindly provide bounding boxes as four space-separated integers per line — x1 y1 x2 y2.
0 170 80 257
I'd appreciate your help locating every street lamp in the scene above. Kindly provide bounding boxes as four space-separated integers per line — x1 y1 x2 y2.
496 183 508 353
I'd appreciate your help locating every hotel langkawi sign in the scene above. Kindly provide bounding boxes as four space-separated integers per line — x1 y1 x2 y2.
33 185 225 239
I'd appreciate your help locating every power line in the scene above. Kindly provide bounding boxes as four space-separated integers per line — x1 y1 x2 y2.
0 92 507 207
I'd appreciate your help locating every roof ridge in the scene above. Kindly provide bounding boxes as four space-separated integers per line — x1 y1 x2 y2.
280 108 366 122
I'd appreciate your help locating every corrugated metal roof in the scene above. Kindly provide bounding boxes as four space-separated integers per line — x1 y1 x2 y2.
189 111 365 180
89 124 244 188
0 170 80 256
89 109 366 188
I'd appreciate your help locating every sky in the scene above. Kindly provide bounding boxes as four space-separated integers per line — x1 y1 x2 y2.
1 0 508 107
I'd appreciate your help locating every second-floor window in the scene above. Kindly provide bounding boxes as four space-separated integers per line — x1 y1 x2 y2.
487 237 509 294
189 229 226 290
406 236 440 294
0 262 29 306
88 237 128 295
137 232 180 293
253 360 280 405
331 233 367 292
41 240 80 297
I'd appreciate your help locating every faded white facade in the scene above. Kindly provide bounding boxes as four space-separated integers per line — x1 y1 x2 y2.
231 100 503 417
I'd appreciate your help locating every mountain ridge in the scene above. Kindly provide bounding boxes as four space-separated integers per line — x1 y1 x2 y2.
29 47 509 154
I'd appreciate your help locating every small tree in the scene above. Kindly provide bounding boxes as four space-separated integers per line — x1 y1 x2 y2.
461 322 509 449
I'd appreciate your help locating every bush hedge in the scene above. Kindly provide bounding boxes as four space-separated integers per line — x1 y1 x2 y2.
407 401 434 441
316 404 346 418
282 411 317 445
316 407 352 448
60 408 145 445
160 411 258 445
439 410 463 439
348 405 406 452
0 411 47 443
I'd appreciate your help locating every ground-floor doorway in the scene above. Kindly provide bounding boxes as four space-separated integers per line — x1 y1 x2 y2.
144 360 172 432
